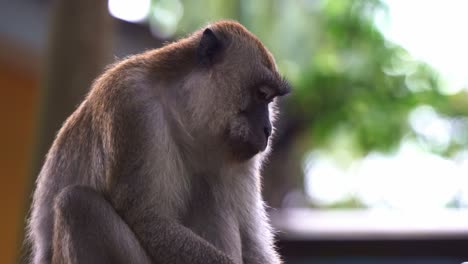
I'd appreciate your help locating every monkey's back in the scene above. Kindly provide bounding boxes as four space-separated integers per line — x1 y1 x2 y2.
29 101 108 263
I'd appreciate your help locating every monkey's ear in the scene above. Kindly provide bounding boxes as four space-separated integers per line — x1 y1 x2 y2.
197 28 221 65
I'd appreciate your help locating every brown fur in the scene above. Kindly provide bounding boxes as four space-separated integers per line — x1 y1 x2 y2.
28 20 288 264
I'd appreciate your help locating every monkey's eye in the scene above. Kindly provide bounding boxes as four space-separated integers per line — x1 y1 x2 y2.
256 87 274 102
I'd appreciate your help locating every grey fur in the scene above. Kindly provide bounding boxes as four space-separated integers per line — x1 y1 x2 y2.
27 20 286 264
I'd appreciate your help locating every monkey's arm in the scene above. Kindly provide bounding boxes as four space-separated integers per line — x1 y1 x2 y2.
55 185 235 264
127 211 237 264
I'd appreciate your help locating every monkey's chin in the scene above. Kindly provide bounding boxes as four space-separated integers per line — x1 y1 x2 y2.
228 140 267 161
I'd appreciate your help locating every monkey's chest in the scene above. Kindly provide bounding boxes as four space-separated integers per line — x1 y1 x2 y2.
182 191 242 263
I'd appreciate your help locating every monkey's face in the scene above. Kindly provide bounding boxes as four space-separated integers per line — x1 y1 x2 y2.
226 86 279 161
187 25 290 161
215 41 289 161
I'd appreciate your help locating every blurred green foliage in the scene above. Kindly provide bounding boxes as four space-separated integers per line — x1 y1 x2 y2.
149 0 468 158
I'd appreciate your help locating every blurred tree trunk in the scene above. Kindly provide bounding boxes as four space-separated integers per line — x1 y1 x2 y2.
20 0 113 262
263 109 307 208
32 0 113 177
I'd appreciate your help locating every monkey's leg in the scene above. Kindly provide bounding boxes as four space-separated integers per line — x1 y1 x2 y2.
52 185 152 264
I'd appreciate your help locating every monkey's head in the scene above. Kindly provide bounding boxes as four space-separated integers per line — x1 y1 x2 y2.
182 21 290 162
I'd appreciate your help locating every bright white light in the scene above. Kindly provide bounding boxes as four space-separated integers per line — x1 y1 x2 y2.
408 105 451 148
304 152 352 206
108 0 151 23
380 0 468 94
454 151 468 206
355 141 460 210
304 140 465 209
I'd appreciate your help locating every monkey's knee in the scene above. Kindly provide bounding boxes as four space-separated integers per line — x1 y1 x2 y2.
53 186 110 262
53 186 151 264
